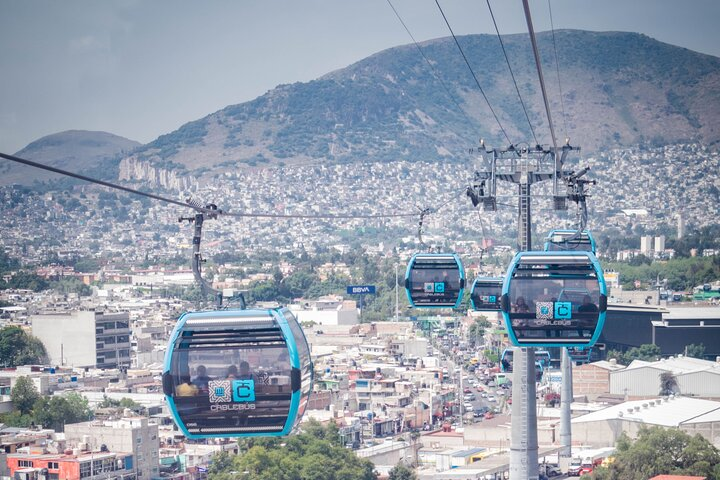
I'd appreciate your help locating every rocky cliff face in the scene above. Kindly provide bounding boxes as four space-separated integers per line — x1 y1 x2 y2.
118 156 191 191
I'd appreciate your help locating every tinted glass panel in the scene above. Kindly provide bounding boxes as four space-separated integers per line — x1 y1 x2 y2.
170 337 292 436
471 279 503 311
507 263 602 344
407 255 463 307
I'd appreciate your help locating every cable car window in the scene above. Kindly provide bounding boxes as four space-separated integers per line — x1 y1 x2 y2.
502 252 606 347
164 308 312 438
169 343 293 436
405 254 464 308
470 277 503 311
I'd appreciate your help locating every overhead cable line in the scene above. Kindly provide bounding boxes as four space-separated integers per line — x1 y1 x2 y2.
0 151 419 219
548 0 569 138
521 0 558 155
434 0 512 146
486 0 538 146
385 0 479 137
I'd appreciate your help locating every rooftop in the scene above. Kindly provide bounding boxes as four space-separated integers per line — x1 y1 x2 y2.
572 396 720 427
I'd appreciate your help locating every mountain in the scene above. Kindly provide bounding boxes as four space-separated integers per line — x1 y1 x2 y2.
119 30 720 183
1 130 140 186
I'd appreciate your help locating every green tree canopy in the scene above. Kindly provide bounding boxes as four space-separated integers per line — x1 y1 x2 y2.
388 464 417 480
685 343 706 359
607 344 661 365
208 420 375 480
587 427 720 480
10 376 40 415
0 326 48 367
33 392 92 432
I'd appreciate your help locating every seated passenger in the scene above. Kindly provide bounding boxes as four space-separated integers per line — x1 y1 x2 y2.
513 296 530 313
175 375 198 396
238 361 253 380
578 295 598 313
193 365 211 391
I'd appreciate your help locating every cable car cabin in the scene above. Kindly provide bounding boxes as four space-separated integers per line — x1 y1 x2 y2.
163 308 313 438
500 348 513 373
501 349 544 382
405 253 465 308
544 229 596 254
501 251 607 348
535 361 544 383
470 277 503 311
567 346 592 363
535 349 551 369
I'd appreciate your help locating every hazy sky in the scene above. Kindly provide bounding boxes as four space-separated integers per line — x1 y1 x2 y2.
1 0 718 154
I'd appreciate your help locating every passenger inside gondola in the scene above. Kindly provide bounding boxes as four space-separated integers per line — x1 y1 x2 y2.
193 365 211 392
578 295 598 313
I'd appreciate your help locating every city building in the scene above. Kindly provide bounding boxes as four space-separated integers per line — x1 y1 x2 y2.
290 297 358 326
64 417 158 480
7 451 136 480
572 396 720 448
654 235 666 253
640 236 654 255
609 356 720 399
31 311 131 369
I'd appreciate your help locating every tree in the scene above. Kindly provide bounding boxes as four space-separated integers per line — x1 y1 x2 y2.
33 392 92 432
659 371 679 396
388 464 417 480
11 376 40 415
0 326 48 367
587 427 720 480
685 343 706 359
608 344 661 365
468 318 491 345
209 421 376 480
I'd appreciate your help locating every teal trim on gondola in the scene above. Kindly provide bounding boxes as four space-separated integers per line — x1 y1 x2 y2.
470 277 503 311
405 253 465 309
272 309 300 435
163 308 305 439
501 251 607 348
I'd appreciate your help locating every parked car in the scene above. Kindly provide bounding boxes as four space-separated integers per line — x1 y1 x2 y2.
540 464 562 477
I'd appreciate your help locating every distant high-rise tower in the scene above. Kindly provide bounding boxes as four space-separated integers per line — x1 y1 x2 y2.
640 235 653 255
677 214 686 239
655 235 666 253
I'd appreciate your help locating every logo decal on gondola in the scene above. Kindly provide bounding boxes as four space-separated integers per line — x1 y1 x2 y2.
554 302 572 319
434 282 445 293
424 283 434 293
536 302 553 320
208 380 232 403
232 379 256 402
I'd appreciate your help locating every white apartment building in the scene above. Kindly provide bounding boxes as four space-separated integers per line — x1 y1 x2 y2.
31 310 131 369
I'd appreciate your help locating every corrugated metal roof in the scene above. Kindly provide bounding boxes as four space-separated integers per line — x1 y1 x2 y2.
586 360 626 371
625 356 720 375
572 396 720 427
